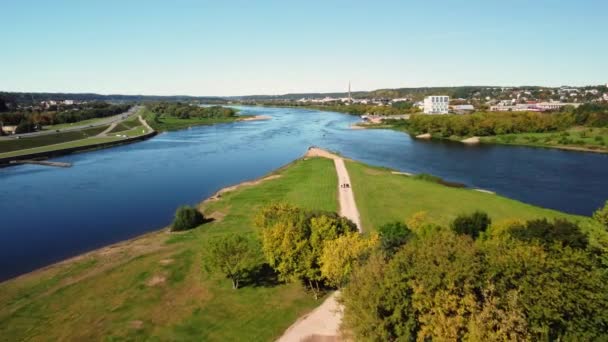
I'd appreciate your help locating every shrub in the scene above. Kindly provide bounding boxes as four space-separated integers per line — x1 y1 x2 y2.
508 218 588 249
205 234 263 289
171 205 205 231
377 221 412 256
450 211 491 239
593 200 608 229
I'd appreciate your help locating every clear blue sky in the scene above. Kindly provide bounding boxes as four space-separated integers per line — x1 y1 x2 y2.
1 0 607 96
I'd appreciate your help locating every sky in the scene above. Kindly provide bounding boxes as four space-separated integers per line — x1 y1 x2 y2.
1 0 607 96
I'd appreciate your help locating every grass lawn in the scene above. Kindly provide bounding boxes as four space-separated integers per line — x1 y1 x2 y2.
0 136 125 158
346 160 608 249
0 125 110 153
0 157 337 341
109 115 143 134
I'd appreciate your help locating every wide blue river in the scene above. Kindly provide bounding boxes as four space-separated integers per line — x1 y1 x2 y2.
1 106 607 280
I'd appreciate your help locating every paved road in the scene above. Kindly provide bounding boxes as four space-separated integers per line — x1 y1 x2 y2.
0 105 141 140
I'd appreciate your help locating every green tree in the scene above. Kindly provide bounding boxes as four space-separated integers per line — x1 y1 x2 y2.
482 238 608 340
171 205 205 231
593 200 608 229
320 232 378 288
206 234 263 289
450 211 491 239
508 218 588 249
256 203 356 298
377 221 412 256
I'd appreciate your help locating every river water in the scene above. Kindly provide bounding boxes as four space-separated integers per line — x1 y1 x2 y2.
1 106 607 281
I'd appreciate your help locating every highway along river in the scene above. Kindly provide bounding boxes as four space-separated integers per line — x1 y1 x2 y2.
2 106 607 280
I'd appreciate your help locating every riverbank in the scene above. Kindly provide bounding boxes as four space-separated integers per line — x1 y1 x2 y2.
2 151 606 340
360 120 608 154
141 107 267 132
0 116 157 165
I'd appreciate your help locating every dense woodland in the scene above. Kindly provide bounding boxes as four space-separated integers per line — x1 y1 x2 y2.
397 103 608 137
341 213 608 341
243 204 608 341
146 102 237 120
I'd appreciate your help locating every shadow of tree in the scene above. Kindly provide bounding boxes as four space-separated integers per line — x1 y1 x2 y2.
242 263 282 288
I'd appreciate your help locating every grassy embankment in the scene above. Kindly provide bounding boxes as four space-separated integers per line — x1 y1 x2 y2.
0 157 337 341
481 126 608 152
362 119 608 153
2 156 605 340
0 114 153 159
142 108 253 132
346 160 607 249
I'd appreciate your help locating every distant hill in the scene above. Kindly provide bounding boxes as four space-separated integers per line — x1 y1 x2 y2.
0 92 227 105
227 86 538 101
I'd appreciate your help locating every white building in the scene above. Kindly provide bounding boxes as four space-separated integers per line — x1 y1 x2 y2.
423 95 449 114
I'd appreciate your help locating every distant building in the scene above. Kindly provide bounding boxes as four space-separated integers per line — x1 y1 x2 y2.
451 104 475 114
536 102 580 110
423 95 449 114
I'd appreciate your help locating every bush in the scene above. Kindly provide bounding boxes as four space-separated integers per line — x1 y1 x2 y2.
593 200 608 229
171 205 205 231
508 218 588 249
377 221 412 256
206 234 263 289
450 211 491 239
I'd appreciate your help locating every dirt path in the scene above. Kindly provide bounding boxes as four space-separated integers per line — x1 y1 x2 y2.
334 158 362 232
97 122 118 137
277 291 343 342
277 147 362 341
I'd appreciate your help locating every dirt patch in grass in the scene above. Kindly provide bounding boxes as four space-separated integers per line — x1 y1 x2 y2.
202 175 282 204
364 168 385 175
130 320 144 330
159 259 174 266
147 275 166 287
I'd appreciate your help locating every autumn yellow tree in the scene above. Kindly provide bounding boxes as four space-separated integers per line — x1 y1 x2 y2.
320 232 378 288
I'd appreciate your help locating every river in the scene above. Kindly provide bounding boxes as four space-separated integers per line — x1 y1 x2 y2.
1 106 607 281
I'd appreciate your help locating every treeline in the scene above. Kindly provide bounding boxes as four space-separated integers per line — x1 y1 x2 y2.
312 103 418 116
0 102 132 133
401 104 608 137
570 103 608 127
404 111 568 137
0 91 226 106
147 102 237 119
341 212 608 341
191 201 608 339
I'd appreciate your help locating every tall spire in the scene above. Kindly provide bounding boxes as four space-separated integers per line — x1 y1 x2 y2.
348 81 352 103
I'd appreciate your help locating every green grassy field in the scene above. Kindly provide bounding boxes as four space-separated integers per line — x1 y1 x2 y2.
0 125 110 153
143 108 249 132
0 157 337 341
481 126 608 152
109 115 143 134
346 160 607 248
365 121 608 153
0 136 125 158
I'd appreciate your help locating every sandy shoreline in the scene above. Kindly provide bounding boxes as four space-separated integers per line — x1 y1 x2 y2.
239 115 272 121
